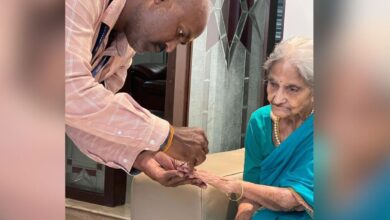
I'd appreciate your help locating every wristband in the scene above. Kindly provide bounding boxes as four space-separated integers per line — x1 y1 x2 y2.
161 126 175 152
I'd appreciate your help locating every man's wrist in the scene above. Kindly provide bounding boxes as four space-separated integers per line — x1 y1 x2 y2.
160 125 174 152
129 168 142 176
159 133 169 151
133 150 148 171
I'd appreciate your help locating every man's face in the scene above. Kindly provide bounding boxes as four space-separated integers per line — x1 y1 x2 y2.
125 1 209 53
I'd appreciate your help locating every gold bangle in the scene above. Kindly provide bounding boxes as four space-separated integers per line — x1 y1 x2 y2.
162 126 175 152
226 182 244 202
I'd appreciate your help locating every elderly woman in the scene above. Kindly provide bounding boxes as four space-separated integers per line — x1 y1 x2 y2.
195 37 314 220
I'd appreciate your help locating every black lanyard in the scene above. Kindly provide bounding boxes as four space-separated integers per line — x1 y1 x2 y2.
91 23 111 77
91 0 113 78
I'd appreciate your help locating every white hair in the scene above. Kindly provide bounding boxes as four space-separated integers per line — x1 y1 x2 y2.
264 37 314 87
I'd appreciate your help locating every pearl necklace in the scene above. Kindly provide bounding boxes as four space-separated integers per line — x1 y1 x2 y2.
273 116 282 146
272 110 314 147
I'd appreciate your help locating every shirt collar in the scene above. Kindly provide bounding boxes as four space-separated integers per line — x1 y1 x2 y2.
103 32 131 56
101 0 126 29
101 0 133 57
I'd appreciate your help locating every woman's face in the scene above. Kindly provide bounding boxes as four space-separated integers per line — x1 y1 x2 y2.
267 61 313 119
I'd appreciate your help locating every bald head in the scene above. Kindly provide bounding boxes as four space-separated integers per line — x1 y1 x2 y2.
117 0 211 53
178 0 211 34
172 0 210 44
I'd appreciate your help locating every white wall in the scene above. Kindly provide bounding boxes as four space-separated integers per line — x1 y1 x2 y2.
283 0 313 39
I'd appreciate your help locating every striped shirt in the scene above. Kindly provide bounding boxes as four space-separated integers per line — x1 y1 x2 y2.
65 0 169 173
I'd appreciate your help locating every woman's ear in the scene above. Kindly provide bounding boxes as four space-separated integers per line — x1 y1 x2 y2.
310 89 314 103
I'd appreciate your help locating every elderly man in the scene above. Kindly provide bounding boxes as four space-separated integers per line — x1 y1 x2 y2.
65 0 210 187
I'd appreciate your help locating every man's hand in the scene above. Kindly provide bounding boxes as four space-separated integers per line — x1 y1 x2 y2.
133 151 206 188
166 127 209 168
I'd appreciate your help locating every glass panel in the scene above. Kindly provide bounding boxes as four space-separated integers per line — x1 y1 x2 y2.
215 10 227 37
275 0 286 43
206 12 220 51
213 0 223 10
240 13 253 52
220 35 229 63
234 12 248 40
66 135 105 193
189 0 269 152
222 0 231 43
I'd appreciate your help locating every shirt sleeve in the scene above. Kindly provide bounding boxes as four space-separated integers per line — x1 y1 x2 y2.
65 0 169 173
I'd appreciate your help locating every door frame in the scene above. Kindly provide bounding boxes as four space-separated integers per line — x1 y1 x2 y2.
164 44 192 127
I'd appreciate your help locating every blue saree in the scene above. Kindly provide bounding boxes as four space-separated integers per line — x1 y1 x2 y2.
243 105 314 220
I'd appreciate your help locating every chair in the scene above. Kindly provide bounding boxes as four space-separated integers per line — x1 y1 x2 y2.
130 149 245 220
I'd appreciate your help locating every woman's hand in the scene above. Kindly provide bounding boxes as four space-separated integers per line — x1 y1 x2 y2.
235 198 260 220
194 169 240 194
235 211 252 220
